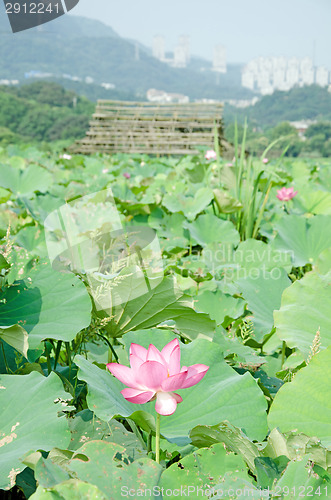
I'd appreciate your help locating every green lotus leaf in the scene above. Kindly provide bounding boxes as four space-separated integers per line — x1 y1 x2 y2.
30 480 107 500
0 263 92 352
235 239 292 273
296 189 331 215
268 346 331 450
274 271 331 355
68 409 146 459
0 324 28 358
0 371 71 490
314 247 331 275
184 213 240 247
68 441 162 499
236 269 291 342
105 275 215 341
0 163 52 197
190 422 261 472
159 443 247 496
195 290 245 325
213 188 243 213
162 187 214 220
275 459 329 497
273 215 331 266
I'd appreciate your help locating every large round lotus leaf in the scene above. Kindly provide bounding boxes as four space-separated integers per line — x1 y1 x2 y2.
0 371 71 490
314 247 331 275
236 269 291 343
30 480 107 500
14 225 47 257
68 410 146 459
295 190 331 215
184 213 240 247
159 443 247 496
75 335 268 445
274 271 331 356
106 275 215 341
0 163 52 197
275 459 329 498
268 346 331 450
273 215 331 266
68 441 162 499
162 187 214 220
0 263 92 352
234 239 292 273
195 290 245 325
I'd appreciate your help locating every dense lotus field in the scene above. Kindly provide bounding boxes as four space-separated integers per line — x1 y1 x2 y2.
0 145 330 499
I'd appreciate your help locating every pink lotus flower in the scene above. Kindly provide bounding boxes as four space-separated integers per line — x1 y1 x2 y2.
262 158 269 164
107 339 209 416
123 172 131 179
276 187 298 201
205 150 217 161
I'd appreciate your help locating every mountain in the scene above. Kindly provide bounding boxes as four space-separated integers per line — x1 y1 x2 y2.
0 8 253 101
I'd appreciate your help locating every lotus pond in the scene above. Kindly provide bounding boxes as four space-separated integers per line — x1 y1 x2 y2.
0 145 330 499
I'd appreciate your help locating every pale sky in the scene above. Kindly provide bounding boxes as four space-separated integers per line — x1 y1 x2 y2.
69 0 331 67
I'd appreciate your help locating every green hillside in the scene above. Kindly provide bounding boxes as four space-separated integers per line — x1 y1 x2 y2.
0 81 94 145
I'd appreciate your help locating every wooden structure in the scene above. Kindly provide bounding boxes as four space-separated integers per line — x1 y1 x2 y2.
72 100 224 155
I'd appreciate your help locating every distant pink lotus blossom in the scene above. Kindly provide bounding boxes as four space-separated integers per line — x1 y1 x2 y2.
107 339 209 416
262 158 269 164
205 150 217 161
102 168 109 174
226 162 233 167
61 154 72 160
123 172 131 179
277 187 298 201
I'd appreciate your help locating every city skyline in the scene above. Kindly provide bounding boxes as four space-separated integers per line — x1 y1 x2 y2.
69 0 331 68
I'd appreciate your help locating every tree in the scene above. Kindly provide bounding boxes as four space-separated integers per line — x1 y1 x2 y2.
268 121 297 140
17 81 75 108
305 122 331 140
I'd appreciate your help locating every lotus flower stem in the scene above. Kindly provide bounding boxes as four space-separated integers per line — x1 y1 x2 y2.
44 341 52 375
0 340 9 374
281 341 286 368
53 340 62 371
135 245 152 292
155 412 161 464
147 432 152 454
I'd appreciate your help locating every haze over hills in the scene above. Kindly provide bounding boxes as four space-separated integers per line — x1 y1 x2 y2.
0 10 254 102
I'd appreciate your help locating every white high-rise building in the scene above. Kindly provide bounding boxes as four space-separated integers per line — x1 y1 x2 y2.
153 36 165 61
257 69 271 94
316 66 329 87
301 58 315 85
173 46 187 68
242 55 329 94
273 69 286 90
178 35 190 63
171 35 190 68
213 45 227 73
242 69 255 90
